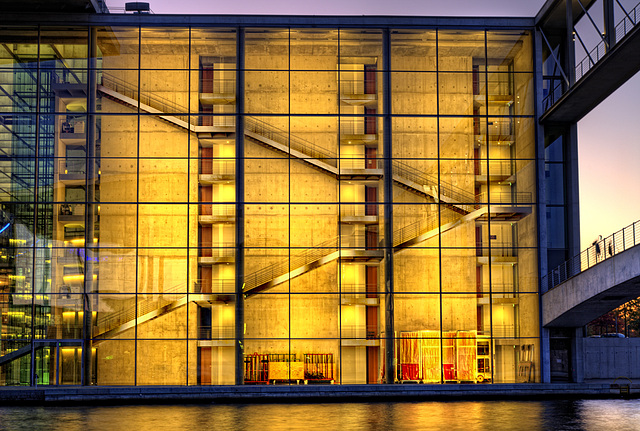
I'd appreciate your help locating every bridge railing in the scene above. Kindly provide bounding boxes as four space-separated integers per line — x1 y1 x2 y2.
542 219 640 291
543 1 640 110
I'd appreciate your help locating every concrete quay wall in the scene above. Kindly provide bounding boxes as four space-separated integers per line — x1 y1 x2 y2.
0 383 635 405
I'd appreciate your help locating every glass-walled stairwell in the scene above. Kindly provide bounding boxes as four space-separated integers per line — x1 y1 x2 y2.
0 24 538 386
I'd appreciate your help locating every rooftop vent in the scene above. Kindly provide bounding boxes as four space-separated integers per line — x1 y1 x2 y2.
125 2 150 13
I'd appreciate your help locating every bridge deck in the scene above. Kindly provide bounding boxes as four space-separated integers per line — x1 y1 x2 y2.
542 243 640 327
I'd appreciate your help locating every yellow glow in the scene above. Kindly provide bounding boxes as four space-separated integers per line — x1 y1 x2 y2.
63 274 98 283
222 306 234 322
66 238 98 246
220 184 235 202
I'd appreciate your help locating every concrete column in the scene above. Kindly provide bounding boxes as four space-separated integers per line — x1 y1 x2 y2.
565 0 576 85
571 327 585 382
82 26 98 386
234 27 245 385
565 124 580 257
603 0 616 51
382 29 395 384
534 28 551 383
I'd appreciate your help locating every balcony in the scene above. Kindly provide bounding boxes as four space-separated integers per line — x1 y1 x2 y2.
340 119 378 145
341 324 380 346
198 204 235 224
474 119 514 146
340 204 378 224
197 243 235 266
338 158 383 179
59 117 86 144
340 79 377 106
199 159 235 184
199 79 236 105
473 79 514 108
474 160 514 183
339 233 384 261
192 279 236 303
58 203 85 223
476 241 518 265
340 284 379 306
197 325 235 347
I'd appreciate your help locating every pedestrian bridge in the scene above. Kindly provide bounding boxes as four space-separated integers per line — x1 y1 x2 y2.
542 220 640 327
539 0 640 124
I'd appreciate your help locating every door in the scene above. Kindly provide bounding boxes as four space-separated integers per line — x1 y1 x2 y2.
364 65 376 94
364 107 377 135
365 147 377 170
365 185 377 215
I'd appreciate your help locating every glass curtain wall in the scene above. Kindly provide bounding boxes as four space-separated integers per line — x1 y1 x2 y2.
0 24 538 386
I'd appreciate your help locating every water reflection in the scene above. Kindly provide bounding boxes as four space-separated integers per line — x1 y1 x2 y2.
0 400 639 430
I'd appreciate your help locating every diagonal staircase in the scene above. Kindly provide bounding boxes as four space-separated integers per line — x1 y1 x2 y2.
98 72 475 205
83 73 532 338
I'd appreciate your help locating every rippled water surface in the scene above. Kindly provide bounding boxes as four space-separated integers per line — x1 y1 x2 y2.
1 399 640 430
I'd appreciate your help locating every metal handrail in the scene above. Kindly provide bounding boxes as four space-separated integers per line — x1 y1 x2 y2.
543 1 640 110
101 72 192 124
575 2 639 81
94 282 187 335
542 219 640 291
101 73 484 211
392 160 477 205
245 116 338 167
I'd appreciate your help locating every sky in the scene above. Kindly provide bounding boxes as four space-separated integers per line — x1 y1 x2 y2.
106 0 640 252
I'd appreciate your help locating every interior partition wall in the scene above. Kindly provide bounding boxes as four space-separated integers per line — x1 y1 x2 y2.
0 22 539 386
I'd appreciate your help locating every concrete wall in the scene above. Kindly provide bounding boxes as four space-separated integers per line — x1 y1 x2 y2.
584 338 640 379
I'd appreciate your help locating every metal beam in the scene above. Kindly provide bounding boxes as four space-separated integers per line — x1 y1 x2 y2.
540 19 640 123
234 27 245 386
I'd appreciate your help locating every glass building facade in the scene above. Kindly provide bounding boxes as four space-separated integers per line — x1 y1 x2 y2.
0 22 539 386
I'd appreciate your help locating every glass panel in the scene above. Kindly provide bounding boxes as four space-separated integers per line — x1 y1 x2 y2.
245 28 289 71
136 339 187 385
244 296 290 339
138 158 189 202
394 249 439 293
97 27 139 70
190 28 236 70
137 205 189 247
391 30 436 71
392 117 437 159
438 30 485 72
0 27 38 68
140 27 189 70
486 30 533 73
40 27 88 70
291 72 338 115
290 294 339 338
438 72 475 116
290 29 338 71
95 340 136 385
245 70 288 114
137 248 188 294
244 157 288 203
391 72 437 115
139 70 189 115
99 70 139 113
288 256 338 294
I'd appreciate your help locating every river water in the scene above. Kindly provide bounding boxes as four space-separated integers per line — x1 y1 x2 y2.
1 399 640 430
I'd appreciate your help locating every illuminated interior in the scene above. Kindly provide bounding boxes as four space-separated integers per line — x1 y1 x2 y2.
0 25 539 385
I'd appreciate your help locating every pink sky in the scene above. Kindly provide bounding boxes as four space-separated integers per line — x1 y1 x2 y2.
106 0 640 252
